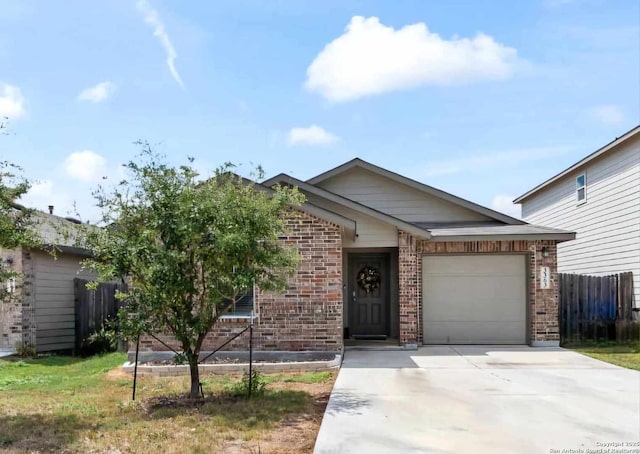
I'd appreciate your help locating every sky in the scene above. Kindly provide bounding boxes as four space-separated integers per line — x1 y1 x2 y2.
1 0 639 222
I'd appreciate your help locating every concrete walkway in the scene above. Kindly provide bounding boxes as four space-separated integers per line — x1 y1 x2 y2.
314 346 640 454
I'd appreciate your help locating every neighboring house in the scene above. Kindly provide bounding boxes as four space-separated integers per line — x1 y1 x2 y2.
145 158 574 354
514 125 640 308
0 209 92 354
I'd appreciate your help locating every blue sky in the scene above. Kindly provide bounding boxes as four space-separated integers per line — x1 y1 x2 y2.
1 0 638 221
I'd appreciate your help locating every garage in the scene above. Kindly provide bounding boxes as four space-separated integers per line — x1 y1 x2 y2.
422 255 527 344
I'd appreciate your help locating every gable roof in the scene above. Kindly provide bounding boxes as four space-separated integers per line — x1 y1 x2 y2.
263 173 431 239
307 158 525 225
235 176 358 235
10 205 93 256
514 124 640 203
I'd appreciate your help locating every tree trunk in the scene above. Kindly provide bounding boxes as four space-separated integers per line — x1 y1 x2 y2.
188 354 200 398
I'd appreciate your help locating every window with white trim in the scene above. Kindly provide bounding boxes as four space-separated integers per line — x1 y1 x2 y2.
221 285 255 317
576 173 586 205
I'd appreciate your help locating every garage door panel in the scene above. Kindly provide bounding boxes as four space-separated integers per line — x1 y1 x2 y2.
422 255 526 344
425 321 525 344
424 256 522 276
424 302 524 322
425 276 524 300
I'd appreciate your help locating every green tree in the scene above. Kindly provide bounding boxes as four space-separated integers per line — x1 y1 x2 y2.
0 120 36 301
82 146 304 397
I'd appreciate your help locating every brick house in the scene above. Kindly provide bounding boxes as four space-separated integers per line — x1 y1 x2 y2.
146 158 574 353
0 210 92 355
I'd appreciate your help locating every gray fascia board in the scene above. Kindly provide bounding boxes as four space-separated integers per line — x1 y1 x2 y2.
429 233 576 242
36 244 93 257
307 158 525 225
514 125 640 203
265 174 431 239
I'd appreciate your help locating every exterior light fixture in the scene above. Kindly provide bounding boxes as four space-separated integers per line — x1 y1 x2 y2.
541 247 549 258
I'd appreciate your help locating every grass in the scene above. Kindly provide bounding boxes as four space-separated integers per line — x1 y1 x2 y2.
0 353 336 453
565 340 640 370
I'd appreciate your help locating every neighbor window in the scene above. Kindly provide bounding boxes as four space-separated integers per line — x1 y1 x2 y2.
576 173 586 205
221 285 255 317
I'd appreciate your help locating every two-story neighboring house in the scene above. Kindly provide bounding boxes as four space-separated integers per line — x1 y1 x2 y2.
514 125 640 307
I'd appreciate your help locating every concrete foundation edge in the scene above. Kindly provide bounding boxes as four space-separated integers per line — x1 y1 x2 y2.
122 353 342 376
530 340 560 347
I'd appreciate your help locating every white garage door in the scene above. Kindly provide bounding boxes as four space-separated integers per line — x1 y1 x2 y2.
422 255 527 344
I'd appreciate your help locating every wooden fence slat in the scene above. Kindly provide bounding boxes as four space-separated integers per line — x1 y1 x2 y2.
74 278 126 354
558 272 636 343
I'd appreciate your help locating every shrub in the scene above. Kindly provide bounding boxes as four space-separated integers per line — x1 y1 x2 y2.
15 342 36 359
226 370 268 398
85 319 119 355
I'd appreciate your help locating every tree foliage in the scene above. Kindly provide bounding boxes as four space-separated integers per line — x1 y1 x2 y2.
0 120 36 301
81 145 305 396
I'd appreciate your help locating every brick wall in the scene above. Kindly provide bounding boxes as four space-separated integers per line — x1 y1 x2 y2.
140 209 344 353
418 239 560 345
398 231 420 345
0 247 36 351
0 247 23 351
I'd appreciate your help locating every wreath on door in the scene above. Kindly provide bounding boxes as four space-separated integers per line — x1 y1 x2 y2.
357 266 381 293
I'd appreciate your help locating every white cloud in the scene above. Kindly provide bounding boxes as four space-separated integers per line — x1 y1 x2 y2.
491 194 521 219
137 0 185 89
287 125 339 146
77 81 116 103
588 105 624 126
421 146 571 177
0 83 26 119
64 150 108 183
305 16 520 102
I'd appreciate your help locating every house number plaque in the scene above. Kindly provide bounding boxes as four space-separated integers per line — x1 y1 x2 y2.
540 266 551 289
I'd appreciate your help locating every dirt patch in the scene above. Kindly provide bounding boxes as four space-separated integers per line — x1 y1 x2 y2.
219 380 334 453
105 368 131 381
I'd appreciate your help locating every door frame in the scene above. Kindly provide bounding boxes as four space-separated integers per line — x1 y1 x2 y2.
344 249 397 338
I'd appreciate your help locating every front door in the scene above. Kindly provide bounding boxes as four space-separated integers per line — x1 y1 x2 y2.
348 253 390 336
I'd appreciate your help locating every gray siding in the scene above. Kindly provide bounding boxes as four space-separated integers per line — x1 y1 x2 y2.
521 135 640 306
318 167 492 223
303 192 398 247
32 250 92 352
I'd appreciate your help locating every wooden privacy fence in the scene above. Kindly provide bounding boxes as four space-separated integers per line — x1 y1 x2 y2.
559 272 637 343
74 278 126 354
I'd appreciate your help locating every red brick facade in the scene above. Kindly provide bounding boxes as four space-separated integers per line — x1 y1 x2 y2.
141 222 561 353
141 210 343 353
0 247 36 352
398 231 420 345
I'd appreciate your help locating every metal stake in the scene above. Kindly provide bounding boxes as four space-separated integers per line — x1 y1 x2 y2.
248 312 253 399
132 335 140 401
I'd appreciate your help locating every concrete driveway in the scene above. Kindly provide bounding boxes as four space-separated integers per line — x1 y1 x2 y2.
314 346 640 454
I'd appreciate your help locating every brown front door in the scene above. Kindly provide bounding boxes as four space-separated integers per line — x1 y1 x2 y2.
349 253 390 336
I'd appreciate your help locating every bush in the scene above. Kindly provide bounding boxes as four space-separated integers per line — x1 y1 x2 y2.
226 370 268 398
85 320 119 355
15 342 36 358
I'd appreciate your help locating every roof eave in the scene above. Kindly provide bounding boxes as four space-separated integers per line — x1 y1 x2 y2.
514 125 640 203
429 233 576 242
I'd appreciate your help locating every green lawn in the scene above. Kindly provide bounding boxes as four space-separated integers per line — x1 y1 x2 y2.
566 340 640 370
0 353 335 453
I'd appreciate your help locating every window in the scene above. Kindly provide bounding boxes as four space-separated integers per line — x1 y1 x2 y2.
576 173 586 205
221 286 255 317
